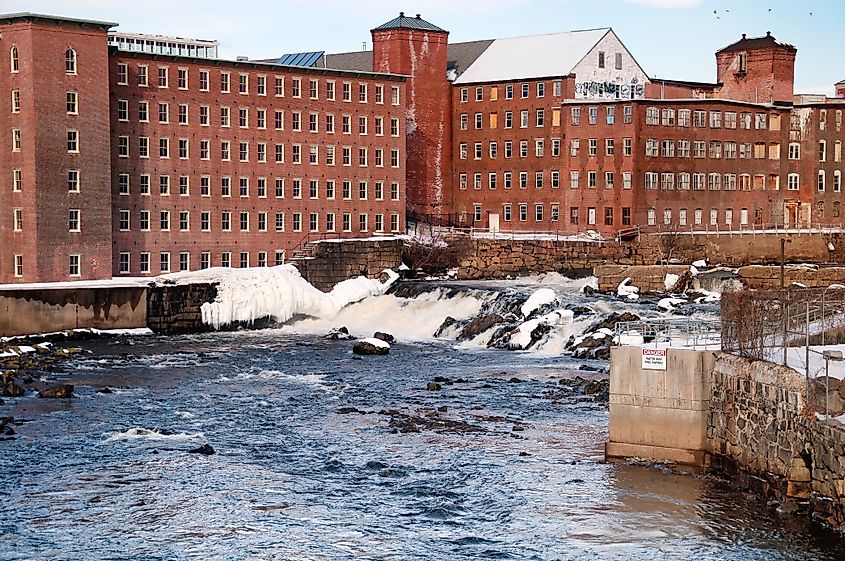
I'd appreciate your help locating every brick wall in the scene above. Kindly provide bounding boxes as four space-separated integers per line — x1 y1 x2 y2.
109 52 407 277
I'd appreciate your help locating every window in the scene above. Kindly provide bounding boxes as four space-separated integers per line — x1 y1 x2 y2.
68 254 81 277
391 86 400 105
588 106 597 125
606 106 615 125
67 208 81 232
159 252 171 274
10 46 19 73
709 111 721 128
755 113 767 130
588 208 596 225
646 107 659 125
275 212 285 231
624 105 633 124
598 51 605 69
197 69 209 91
137 64 148 87
158 102 169 123
220 71 230 93
819 140 827 162
239 73 248 94
819 171 826 192
12 169 22 192
178 68 188 90
358 83 367 103
571 107 581 125
133 101 147 124
570 171 579 189
788 173 799 191
788 143 800 160
117 99 128 121
604 207 613 226
118 136 129 157
724 112 737 129
12 208 23 231
661 108 675 126
310 79 319 99
693 110 706 127
159 137 169 158
158 66 168 88
834 171 842 193
65 48 77 75
67 130 78 153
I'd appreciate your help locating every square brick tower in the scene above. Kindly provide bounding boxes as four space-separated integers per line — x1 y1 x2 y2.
716 32 797 104
371 13 451 218
0 14 115 282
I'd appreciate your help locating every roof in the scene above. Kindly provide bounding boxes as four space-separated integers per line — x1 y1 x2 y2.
372 12 447 33
717 31 796 54
275 51 325 67
0 12 116 29
110 48 406 81
453 28 610 84
650 77 720 89
837 79 845 86
311 39 494 80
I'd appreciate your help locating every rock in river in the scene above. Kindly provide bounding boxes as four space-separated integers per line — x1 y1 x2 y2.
352 338 390 356
38 384 74 399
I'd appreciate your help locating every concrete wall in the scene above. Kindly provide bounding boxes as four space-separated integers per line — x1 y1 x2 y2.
0 286 146 337
606 346 717 465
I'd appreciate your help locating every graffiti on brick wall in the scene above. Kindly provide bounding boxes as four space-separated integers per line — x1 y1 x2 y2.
575 81 645 99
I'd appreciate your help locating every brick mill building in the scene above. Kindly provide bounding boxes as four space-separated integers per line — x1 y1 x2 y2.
1 12 843 283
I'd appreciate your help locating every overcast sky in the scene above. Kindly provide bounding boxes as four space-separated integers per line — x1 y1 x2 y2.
5 0 842 94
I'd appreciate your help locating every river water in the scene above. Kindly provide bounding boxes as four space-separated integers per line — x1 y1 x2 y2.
1 279 843 560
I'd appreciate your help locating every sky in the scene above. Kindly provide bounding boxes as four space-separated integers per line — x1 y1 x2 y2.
5 0 842 94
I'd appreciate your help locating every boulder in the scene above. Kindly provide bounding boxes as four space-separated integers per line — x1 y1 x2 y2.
426 382 442 391
458 314 504 341
352 338 390 356
373 331 395 344
188 444 215 455
38 384 74 399
434 317 458 338
3 380 25 398
326 326 354 340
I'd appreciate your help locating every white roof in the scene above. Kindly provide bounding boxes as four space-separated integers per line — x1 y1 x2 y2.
453 28 610 85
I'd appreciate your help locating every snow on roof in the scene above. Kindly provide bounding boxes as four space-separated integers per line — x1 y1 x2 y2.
453 28 609 85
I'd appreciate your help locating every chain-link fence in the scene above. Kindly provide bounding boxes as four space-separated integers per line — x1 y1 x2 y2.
721 287 845 418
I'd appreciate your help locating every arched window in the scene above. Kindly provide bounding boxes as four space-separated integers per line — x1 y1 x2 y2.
833 201 841 219
10 46 18 73
815 200 825 220
647 208 656 226
65 48 76 75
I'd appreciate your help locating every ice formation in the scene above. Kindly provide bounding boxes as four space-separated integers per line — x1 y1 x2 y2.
157 265 399 330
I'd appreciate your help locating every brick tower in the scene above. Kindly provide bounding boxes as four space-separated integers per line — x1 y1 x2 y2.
371 13 451 218
715 31 797 104
0 13 114 282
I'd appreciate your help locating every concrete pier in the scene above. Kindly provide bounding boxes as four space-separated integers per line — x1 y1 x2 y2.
606 346 716 465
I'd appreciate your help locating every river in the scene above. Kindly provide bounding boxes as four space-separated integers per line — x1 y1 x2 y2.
1 278 843 560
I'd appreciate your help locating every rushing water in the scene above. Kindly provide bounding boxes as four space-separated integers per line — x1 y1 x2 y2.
1 279 843 560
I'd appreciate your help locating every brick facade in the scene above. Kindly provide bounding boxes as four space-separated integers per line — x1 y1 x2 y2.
1 12 843 284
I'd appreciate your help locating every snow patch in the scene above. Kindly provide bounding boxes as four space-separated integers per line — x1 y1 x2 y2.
359 337 390 349
616 278 640 301
521 288 556 318
692 259 707 268
658 297 687 312
664 273 680 292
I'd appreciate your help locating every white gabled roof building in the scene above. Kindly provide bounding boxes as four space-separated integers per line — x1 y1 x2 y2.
453 28 650 99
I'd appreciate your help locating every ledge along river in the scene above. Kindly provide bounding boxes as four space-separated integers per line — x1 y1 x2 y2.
1 276 844 560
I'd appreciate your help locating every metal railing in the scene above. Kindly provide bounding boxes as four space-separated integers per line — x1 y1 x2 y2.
615 318 722 349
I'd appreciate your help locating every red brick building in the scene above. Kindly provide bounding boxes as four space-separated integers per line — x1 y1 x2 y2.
0 13 407 283
2 11 844 283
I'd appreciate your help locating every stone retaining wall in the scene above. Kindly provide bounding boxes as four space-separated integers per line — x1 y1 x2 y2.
146 283 218 335
294 238 403 292
707 353 845 527
458 232 845 282
594 264 691 294
457 239 645 280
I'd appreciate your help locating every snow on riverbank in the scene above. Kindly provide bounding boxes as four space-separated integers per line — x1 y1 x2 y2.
157 265 398 329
